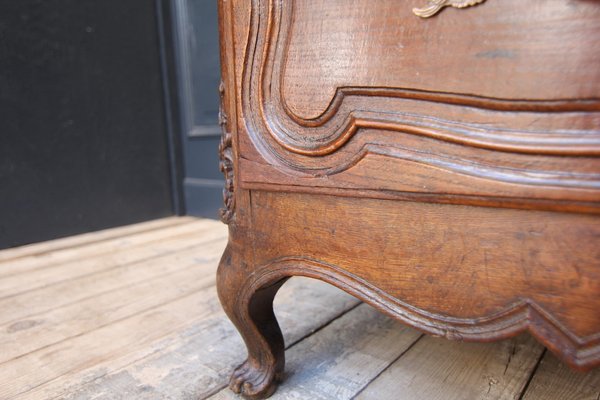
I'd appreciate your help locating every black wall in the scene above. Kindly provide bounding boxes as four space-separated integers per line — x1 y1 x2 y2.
0 0 175 249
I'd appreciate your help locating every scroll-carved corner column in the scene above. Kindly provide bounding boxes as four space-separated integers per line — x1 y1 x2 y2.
216 242 287 399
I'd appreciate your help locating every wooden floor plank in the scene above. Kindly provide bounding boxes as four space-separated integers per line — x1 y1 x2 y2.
209 303 422 400
1 278 220 398
0 220 224 300
0 240 226 364
0 218 219 280
0 231 227 327
521 352 600 400
3 217 592 400
16 278 359 400
354 333 545 400
0 216 194 263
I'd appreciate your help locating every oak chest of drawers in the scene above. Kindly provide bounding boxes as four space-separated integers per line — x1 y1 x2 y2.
215 0 600 397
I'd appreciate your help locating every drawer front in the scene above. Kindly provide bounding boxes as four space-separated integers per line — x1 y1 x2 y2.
228 0 600 212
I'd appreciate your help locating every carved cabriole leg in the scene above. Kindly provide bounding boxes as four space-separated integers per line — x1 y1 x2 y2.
217 240 288 399
219 69 285 396
216 0 289 392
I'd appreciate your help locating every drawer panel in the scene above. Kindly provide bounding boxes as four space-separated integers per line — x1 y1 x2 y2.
228 0 600 212
283 0 600 119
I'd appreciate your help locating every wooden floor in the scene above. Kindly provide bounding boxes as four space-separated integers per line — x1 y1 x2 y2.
1 217 598 400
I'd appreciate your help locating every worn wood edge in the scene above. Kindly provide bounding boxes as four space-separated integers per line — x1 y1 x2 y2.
0 216 195 263
240 256 600 371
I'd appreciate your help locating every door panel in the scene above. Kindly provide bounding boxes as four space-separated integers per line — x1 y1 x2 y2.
172 0 224 217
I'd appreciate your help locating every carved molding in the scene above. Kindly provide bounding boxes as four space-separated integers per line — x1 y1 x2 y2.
241 0 600 181
240 256 600 370
413 0 487 18
326 143 600 190
219 80 235 224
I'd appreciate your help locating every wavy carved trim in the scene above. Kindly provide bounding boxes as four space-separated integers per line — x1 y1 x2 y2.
240 256 600 370
242 0 600 171
327 143 600 189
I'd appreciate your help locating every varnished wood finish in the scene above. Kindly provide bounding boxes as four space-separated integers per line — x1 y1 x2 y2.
217 0 600 397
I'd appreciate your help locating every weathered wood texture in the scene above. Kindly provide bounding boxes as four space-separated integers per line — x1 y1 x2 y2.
0 216 193 264
1 218 598 399
0 218 359 399
355 334 544 400
217 0 600 397
521 352 600 400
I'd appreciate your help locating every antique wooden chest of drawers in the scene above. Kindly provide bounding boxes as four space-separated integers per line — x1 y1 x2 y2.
216 0 600 397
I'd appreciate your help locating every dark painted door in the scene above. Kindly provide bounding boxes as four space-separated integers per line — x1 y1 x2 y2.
170 0 224 218
0 0 175 250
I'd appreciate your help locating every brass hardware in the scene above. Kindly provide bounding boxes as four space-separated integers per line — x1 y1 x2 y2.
413 0 486 18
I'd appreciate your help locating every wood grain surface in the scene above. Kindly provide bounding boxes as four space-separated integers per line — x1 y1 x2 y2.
216 0 600 397
283 0 600 118
231 0 600 211
355 334 544 400
522 352 600 400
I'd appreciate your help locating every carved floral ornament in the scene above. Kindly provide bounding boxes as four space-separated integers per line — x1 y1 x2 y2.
413 0 487 18
218 80 235 224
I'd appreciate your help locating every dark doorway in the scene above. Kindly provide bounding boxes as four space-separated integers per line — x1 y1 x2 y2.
169 0 224 218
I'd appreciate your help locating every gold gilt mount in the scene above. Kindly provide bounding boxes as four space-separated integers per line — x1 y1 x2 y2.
413 0 487 18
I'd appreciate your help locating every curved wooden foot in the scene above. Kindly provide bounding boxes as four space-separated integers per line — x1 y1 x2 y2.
217 244 287 399
229 358 280 398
